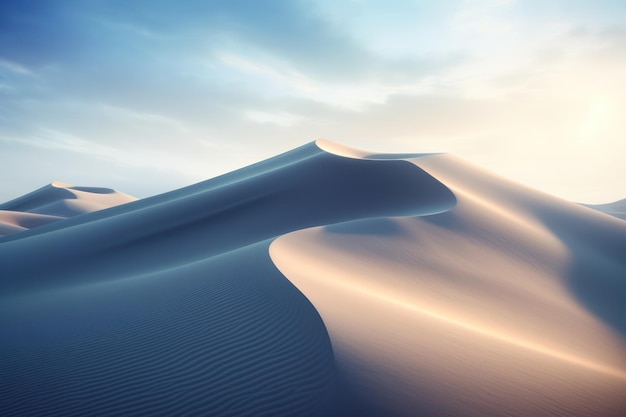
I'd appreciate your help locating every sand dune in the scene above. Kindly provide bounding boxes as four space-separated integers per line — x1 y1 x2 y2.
585 198 626 220
0 210 63 237
272 145 626 416
1 141 624 416
0 181 137 237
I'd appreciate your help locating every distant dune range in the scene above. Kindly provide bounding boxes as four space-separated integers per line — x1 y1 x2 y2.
0 140 624 416
0 181 136 237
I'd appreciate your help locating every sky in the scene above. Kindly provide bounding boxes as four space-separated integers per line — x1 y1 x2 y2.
0 0 625 204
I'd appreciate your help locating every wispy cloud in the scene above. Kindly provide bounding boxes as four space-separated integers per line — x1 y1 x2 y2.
0 0 625 202
0 58 33 75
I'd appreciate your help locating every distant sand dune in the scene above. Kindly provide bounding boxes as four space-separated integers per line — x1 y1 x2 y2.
1 140 625 416
0 181 136 236
0 210 62 230
585 198 626 220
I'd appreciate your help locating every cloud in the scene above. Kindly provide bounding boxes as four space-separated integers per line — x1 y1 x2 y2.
0 0 625 203
0 58 33 75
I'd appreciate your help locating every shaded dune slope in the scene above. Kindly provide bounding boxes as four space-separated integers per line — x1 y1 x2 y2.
271 145 626 416
1 242 336 417
0 142 454 416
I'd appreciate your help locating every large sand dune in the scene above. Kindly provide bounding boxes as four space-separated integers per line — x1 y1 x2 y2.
1 140 624 416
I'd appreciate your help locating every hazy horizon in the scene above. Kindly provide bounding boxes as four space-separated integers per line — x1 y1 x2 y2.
1 0 625 204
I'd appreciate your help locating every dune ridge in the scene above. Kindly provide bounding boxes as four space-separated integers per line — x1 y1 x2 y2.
1 140 624 416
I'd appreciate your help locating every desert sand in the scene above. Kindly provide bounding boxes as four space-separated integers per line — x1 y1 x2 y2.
1 140 624 416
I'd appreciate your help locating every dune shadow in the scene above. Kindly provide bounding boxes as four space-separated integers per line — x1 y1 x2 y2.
534 210 626 340
415 200 626 341
69 186 116 194
0 241 346 416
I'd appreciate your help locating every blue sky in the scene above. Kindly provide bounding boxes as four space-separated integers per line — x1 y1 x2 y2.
1 0 625 203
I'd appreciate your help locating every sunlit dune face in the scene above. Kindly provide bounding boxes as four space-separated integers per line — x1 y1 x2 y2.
270 219 626 415
270 152 626 416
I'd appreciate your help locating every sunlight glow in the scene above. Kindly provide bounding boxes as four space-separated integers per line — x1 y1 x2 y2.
578 98 615 144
